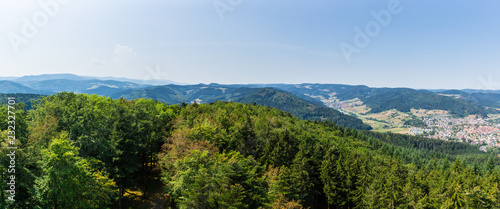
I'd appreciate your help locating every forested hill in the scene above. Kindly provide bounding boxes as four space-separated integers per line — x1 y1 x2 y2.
439 90 500 109
233 88 371 130
272 84 492 117
0 93 42 109
0 81 51 95
362 88 489 117
112 84 372 130
3 74 499 118
2 92 499 208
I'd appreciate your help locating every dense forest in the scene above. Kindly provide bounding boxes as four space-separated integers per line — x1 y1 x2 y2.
1 92 500 208
233 88 371 130
275 84 492 117
361 88 489 117
114 85 373 130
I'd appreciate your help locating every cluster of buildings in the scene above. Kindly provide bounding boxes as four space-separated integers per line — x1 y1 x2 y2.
408 114 500 151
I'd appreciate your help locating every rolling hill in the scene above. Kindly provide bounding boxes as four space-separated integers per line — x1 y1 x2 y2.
12 73 181 86
112 84 372 130
22 79 149 95
0 81 50 94
0 93 43 109
271 84 493 117
233 88 372 130
4 74 500 131
439 90 500 109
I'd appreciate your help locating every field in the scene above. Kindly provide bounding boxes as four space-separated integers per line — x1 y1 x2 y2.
372 127 410 134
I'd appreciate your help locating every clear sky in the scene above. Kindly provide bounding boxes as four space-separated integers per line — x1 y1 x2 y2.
1 0 499 89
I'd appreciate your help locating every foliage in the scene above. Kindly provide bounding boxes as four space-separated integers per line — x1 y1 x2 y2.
0 94 42 110
113 85 372 130
234 88 372 130
403 117 427 128
34 133 117 209
274 84 492 117
1 92 500 208
158 101 500 208
166 150 266 209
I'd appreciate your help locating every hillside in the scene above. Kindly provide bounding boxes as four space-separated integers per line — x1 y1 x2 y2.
363 88 488 117
111 84 255 104
0 93 42 109
21 79 149 95
112 85 372 130
233 88 372 130
273 84 492 117
3 74 500 133
440 91 500 109
0 81 48 94
12 73 180 85
13 73 95 82
0 80 372 130
3 92 498 208
3 74 498 119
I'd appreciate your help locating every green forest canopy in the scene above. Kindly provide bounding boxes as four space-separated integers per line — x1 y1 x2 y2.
0 92 499 208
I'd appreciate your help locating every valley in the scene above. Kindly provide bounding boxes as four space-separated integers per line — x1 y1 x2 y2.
297 86 500 152
4 74 500 152
4 74 500 208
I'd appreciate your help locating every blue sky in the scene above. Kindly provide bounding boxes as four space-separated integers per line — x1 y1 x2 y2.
1 0 499 89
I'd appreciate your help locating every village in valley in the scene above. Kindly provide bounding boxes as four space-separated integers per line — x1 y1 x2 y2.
314 94 500 152
407 113 500 152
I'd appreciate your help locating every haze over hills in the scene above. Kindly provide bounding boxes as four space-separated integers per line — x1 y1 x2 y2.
0 74 371 129
438 90 500 109
270 84 496 117
3 74 500 132
0 79 148 96
0 93 41 109
0 80 52 95
26 79 149 95
13 74 96 82
4 75 500 166
111 84 372 130
0 74 181 86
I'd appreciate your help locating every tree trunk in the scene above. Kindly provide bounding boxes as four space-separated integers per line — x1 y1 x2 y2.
143 152 148 198
119 182 123 209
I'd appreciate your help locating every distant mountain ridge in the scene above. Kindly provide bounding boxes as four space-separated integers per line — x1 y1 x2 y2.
24 79 149 95
13 74 95 82
3 74 500 129
269 84 497 117
0 75 372 129
232 88 372 130
439 90 500 109
0 81 52 95
0 79 149 96
111 84 372 130
2 73 182 86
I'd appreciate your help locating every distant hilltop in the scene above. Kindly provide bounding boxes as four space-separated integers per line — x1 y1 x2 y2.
0 73 183 86
2 74 500 131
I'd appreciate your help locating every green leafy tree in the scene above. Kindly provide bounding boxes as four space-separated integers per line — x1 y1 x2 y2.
34 133 117 209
